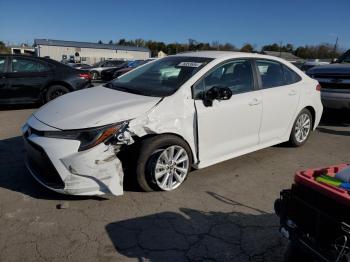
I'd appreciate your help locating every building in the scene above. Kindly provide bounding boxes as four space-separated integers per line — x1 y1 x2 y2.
34 39 150 64
262 50 302 62
10 44 35 55
157 50 167 58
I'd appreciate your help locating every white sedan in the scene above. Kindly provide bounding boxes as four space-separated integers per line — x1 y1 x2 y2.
22 51 323 196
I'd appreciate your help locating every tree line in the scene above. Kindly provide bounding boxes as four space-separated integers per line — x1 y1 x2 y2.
99 39 343 59
1 39 344 59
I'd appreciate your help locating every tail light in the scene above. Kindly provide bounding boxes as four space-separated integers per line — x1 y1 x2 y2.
79 73 92 80
316 84 321 91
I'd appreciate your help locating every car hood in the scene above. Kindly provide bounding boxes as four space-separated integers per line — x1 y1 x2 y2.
307 64 350 75
34 86 161 130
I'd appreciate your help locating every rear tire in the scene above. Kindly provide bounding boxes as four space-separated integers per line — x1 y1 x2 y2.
135 135 193 192
289 108 313 147
91 71 99 80
45 85 70 103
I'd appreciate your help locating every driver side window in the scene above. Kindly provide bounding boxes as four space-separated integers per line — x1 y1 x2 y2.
193 60 254 99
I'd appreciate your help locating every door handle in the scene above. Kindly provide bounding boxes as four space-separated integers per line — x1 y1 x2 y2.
249 98 261 106
289 90 297 96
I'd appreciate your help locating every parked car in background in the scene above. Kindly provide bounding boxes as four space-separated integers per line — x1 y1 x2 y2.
291 62 304 69
300 60 329 72
0 54 92 105
22 51 322 196
112 59 154 79
307 49 350 109
89 60 126 80
66 63 92 70
100 61 128 81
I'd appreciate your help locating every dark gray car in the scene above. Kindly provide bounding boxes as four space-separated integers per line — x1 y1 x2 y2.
307 50 350 110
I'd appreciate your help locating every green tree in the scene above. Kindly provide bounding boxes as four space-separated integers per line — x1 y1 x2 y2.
117 39 126 45
0 41 10 54
240 43 254 53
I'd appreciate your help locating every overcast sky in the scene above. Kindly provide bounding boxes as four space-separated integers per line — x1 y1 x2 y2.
1 0 349 50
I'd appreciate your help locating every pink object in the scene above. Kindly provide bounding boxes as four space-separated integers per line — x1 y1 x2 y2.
294 164 350 206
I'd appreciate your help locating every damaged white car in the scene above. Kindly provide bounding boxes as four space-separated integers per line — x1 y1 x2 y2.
22 51 323 196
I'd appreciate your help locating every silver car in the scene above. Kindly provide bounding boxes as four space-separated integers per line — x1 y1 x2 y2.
89 60 125 80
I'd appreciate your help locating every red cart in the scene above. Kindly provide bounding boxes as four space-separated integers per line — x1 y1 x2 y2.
275 164 350 262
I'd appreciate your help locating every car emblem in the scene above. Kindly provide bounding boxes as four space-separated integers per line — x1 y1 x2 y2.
27 128 32 136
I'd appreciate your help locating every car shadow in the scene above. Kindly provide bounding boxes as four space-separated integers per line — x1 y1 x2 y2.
317 127 350 137
0 136 108 201
105 192 286 262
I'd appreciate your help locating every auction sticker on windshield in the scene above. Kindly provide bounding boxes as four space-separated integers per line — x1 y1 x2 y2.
177 62 203 67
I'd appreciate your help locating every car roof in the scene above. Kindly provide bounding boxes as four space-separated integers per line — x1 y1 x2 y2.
174 50 284 61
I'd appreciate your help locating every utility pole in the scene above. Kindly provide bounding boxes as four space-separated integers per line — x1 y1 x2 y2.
279 41 282 57
332 36 338 61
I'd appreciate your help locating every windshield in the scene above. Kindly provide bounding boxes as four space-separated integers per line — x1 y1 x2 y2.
106 56 213 97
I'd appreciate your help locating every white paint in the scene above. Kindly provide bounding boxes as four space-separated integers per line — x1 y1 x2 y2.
34 87 161 129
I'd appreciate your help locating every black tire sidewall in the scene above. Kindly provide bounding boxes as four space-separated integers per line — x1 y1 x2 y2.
290 109 313 147
45 85 70 103
136 135 193 192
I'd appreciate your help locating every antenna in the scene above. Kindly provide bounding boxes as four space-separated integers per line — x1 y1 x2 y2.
279 41 282 57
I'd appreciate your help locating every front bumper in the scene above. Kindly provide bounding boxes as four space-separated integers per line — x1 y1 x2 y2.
22 116 124 196
321 89 350 109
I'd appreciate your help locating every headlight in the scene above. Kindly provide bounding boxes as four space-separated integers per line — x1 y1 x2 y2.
43 122 128 151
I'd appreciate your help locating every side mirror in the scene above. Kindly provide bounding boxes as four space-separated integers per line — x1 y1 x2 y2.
204 86 232 106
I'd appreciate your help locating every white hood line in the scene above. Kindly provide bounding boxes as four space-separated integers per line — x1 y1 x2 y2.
34 86 162 130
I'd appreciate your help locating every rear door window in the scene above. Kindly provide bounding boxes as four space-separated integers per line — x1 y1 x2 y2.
256 60 301 88
256 60 285 88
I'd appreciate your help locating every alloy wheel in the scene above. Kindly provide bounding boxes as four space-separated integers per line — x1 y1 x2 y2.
294 113 311 143
154 145 189 191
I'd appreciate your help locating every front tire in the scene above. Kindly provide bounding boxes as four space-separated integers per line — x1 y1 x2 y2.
289 108 313 147
136 135 192 192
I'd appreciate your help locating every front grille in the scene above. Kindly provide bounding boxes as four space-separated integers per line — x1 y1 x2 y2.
314 74 350 79
319 82 350 90
24 138 65 189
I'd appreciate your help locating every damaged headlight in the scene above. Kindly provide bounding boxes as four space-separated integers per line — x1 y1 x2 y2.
43 122 129 151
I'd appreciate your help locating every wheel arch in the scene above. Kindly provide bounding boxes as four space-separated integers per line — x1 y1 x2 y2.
304 105 316 129
40 81 73 102
134 132 196 165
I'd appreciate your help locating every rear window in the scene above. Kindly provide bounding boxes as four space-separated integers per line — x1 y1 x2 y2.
283 64 302 85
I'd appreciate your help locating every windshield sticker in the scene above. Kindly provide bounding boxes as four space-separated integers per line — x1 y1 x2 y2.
177 62 203 67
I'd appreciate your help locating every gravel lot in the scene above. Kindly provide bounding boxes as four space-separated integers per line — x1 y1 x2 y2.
0 100 349 262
